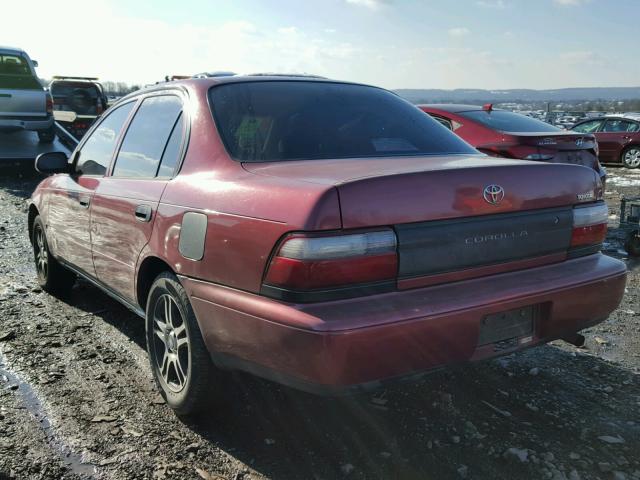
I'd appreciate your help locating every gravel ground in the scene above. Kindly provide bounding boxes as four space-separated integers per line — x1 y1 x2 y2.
0 166 638 480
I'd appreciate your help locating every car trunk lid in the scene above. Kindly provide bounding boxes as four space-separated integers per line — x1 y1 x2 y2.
503 131 600 172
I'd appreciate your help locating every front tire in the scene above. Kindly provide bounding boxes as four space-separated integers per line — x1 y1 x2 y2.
622 146 640 168
145 272 217 416
32 216 76 296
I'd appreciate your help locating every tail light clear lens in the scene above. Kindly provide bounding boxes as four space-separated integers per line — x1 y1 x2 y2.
264 229 397 290
571 203 608 247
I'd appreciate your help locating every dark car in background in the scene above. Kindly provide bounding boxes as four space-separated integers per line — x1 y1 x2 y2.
29 76 625 415
49 76 108 139
419 104 606 183
571 116 640 168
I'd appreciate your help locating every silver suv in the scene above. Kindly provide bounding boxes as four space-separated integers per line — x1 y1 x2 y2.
0 46 54 142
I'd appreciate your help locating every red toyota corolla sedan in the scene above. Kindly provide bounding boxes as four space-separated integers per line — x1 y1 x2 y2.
571 116 640 168
419 104 607 182
29 76 626 415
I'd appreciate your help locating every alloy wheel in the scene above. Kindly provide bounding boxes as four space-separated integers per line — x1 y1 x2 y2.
623 148 640 168
34 225 48 281
152 294 190 393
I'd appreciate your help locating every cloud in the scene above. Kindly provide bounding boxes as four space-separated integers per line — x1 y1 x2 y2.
560 50 604 65
476 0 506 8
553 0 590 5
345 0 391 10
3 0 362 85
448 27 471 37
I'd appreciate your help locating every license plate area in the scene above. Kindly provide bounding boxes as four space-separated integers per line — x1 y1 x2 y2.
478 305 535 346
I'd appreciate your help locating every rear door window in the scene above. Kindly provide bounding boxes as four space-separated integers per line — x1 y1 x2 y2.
112 95 183 178
157 113 185 178
602 119 640 133
76 102 135 176
209 81 477 162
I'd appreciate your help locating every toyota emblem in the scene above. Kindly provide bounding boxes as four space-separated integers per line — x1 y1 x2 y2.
483 184 505 205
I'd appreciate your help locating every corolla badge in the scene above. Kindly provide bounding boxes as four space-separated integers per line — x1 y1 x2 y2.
483 184 505 205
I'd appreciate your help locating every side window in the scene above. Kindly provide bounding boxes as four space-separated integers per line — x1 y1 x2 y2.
603 120 636 133
112 95 182 178
572 120 602 133
76 102 135 176
157 113 185 178
629 122 640 133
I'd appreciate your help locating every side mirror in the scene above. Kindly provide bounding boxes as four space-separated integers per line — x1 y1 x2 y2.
35 152 71 175
32 60 39 67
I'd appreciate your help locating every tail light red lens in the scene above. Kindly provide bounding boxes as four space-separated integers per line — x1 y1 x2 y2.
571 203 608 247
45 94 53 115
264 229 398 290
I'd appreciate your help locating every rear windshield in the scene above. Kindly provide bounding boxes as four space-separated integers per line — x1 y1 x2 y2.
460 110 561 133
209 81 477 162
0 54 42 90
50 82 100 114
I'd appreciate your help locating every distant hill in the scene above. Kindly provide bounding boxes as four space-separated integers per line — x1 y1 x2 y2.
395 87 640 104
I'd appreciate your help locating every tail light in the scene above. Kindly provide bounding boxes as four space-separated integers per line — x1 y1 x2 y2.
263 229 398 296
96 99 103 115
571 203 608 248
45 94 53 115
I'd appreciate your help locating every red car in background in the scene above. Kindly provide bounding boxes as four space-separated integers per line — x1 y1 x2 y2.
571 116 640 168
419 104 607 183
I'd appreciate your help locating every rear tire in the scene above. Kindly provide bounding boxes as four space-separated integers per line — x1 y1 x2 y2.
621 146 640 168
145 272 217 416
32 216 76 296
37 127 55 143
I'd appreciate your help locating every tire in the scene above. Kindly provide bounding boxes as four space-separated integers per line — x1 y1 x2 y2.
625 230 640 257
145 272 217 416
32 216 76 296
37 127 55 143
621 146 640 169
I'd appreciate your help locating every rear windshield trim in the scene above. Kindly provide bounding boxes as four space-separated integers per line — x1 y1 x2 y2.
208 80 478 163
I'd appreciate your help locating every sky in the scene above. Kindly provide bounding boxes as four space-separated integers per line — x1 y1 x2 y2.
4 0 639 90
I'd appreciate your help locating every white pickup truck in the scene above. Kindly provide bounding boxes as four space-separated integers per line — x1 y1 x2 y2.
0 46 54 143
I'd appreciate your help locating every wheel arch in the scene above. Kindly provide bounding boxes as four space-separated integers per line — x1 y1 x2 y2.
136 256 176 311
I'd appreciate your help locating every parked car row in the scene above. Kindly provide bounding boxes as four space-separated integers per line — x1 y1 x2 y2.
30 76 627 415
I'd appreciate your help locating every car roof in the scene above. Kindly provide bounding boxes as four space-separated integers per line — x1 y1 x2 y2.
0 46 26 55
574 116 639 124
119 74 379 102
419 104 499 113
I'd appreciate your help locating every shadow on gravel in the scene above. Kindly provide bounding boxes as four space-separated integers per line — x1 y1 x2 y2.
181 346 640 480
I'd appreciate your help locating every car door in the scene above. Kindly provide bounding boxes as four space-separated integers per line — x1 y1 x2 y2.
90 93 186 302
596 119 638 164
46 101 136 277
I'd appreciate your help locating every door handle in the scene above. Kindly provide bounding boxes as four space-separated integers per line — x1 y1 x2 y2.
78 196 91 208
134 204 152 222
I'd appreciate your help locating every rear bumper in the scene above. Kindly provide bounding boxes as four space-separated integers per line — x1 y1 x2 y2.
180 253 626 394
0 116 53 132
